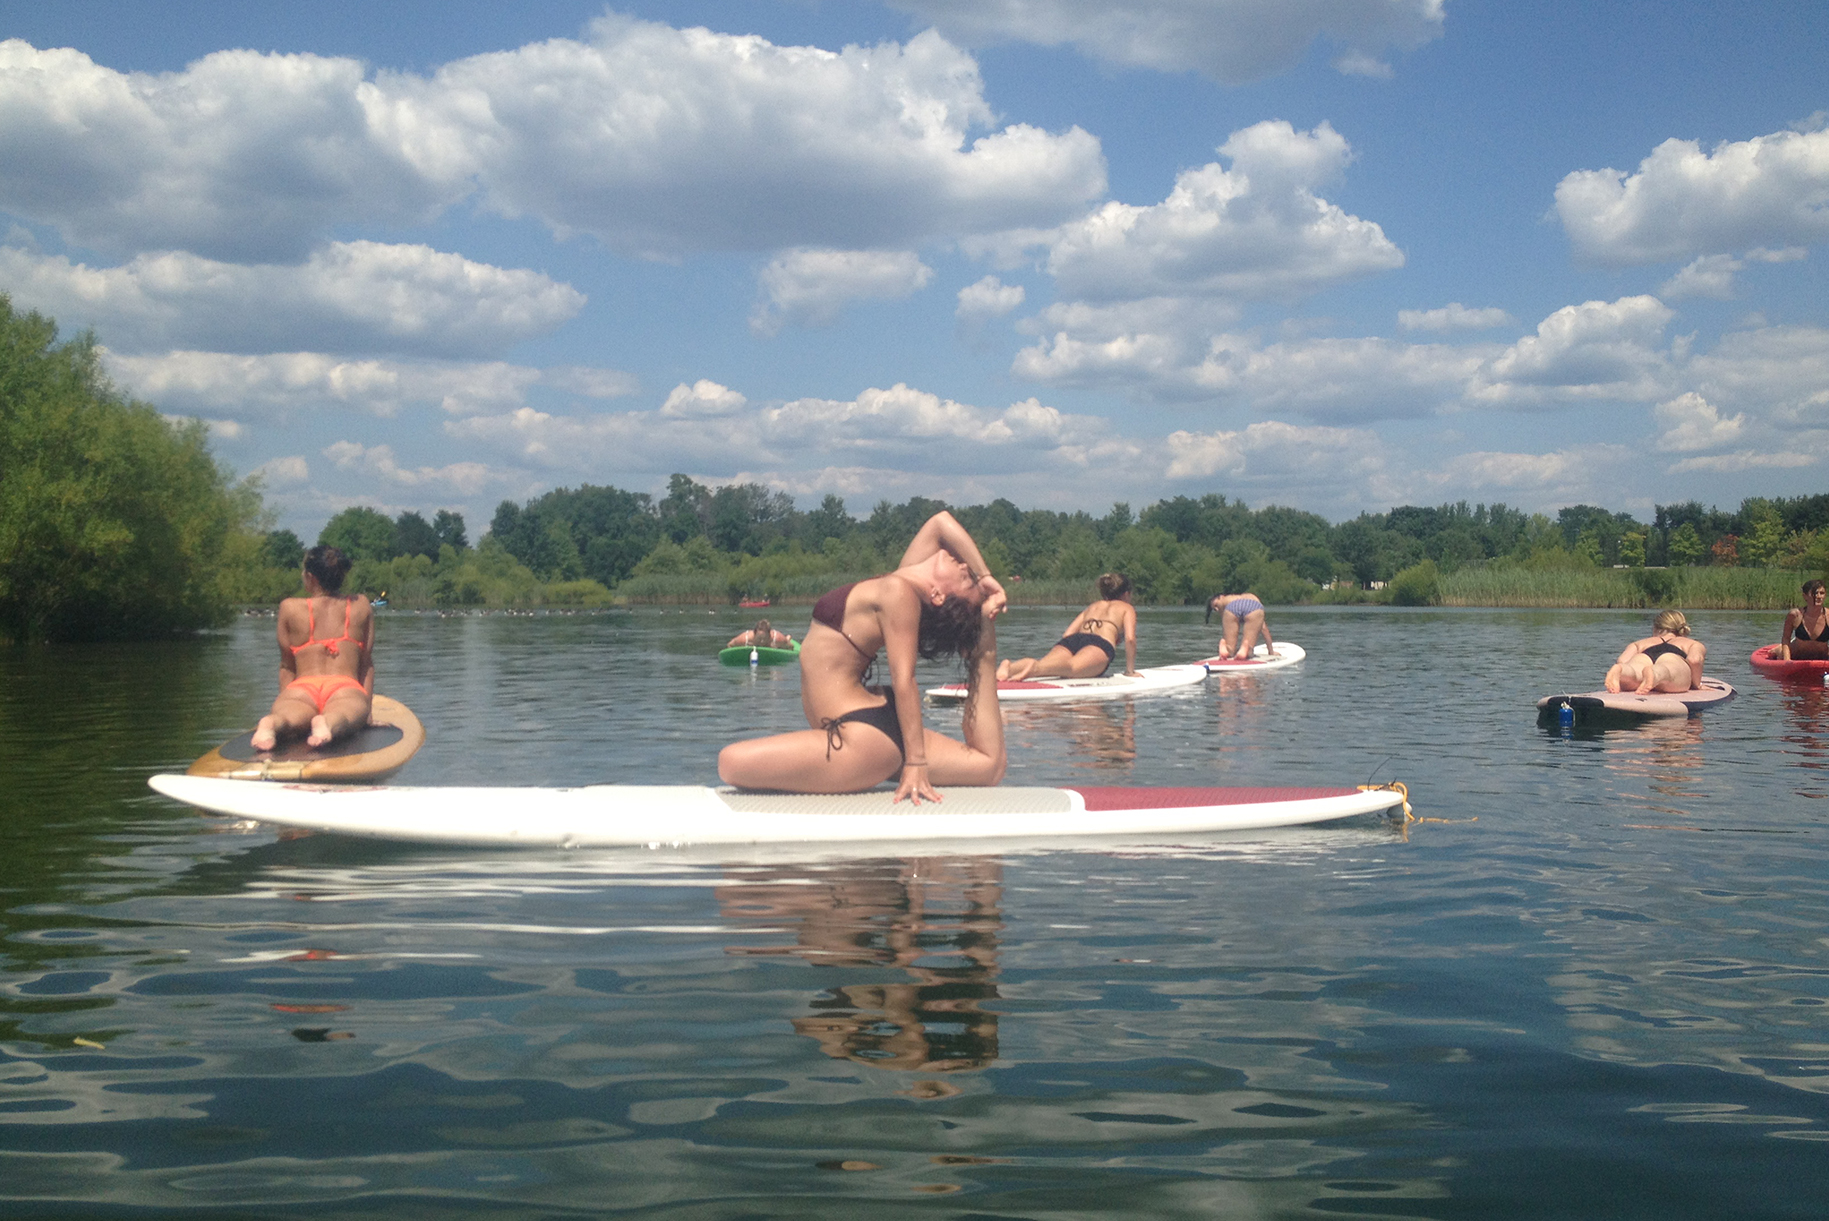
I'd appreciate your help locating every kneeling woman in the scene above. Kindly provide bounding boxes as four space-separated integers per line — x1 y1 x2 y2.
1605 609 1706 694
719 511 1006 804
251 546 373 750
998 572 1137 681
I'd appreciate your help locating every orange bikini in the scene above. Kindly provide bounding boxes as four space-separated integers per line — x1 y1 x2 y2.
282 597 368 711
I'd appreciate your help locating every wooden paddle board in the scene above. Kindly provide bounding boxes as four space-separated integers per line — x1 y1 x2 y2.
1195 642 1305 672
1750 644 1829 682
719 641 800 666
1535 676 1735 722
187 694 424 782
926 663 1209 704
147 774 1408 846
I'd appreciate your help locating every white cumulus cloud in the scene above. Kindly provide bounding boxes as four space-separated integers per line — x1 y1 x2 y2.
255 455 312 487
1398 303 1515 331
884 0 1444 85
0 240 584 357
956 275 1026 322
1652 392 1744 452
751 249 934 335
660 380 749 418
1473 295 1675 404
99 350 622 419
1555 124 1829 266
0 24 1106 261
1035 121 1403 304
323 440 495 493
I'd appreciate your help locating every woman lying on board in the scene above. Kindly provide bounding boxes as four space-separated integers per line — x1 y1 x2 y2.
251 546 373 751
997 572 1137 681
1605 610 1706 695
719 511 1005 804
727 619 793 649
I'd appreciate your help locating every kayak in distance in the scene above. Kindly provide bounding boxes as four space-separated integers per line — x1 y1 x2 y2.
926 663 1209 704
719 641 801 666
146 774 1411 847
1535 676 1736 724
1749 644 1829 682
1195 641 1306 672
186 694 425 782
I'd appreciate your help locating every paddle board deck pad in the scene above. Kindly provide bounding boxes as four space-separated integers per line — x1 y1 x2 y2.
1750 644 1829 681
187 694 425 782
927 663 1208 704
719 642 800 666
1196 642 1306 672
1535 676 1735 722
147 775 1408 846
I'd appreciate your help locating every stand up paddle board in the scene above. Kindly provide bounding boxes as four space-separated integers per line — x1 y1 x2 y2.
719 641 800 666
1750 644 1829 682
1535 676 1735 723
147 774 1408 846
926 663 1209 704
1196 642 1305 672
187 694 424 782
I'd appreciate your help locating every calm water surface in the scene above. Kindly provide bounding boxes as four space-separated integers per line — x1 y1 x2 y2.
4 606 1828 1218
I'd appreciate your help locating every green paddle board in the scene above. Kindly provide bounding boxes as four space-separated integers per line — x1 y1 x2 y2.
719 641 800 666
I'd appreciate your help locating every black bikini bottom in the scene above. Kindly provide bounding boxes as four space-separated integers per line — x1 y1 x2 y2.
1058 632 1115 670
821 688 905 759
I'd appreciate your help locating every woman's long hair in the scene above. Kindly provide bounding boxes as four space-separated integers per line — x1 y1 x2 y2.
920 596 986 730
1653 609 1690 636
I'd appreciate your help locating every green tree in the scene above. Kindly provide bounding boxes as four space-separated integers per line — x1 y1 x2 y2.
1667 522 1705 566
392 510 441 560
0 297 264 641
262 528 305 570
1617 531 1647 568
432 509 468 551
318 507 397 563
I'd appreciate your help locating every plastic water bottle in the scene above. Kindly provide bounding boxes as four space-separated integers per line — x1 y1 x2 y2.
750 648 759 666
1558 701 1573 729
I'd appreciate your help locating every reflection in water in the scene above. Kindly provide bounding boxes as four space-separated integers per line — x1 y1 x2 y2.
1774 681 1829 799
1594 715 1709 811
1004 701 1136 771
719 858 1002 1073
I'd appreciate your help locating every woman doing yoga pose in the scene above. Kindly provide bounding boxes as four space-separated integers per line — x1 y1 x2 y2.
718 511 1007 804
997 573 1137 681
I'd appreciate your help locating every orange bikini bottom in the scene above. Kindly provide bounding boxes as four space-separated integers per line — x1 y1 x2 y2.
282 674 366 713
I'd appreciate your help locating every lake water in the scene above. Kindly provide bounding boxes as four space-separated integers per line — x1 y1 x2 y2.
4 605 1828 1218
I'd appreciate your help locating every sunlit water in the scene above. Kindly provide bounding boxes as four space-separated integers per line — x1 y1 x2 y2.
3 606 1828 1218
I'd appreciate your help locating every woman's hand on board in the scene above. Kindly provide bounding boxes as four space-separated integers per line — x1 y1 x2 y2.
894 761 942 805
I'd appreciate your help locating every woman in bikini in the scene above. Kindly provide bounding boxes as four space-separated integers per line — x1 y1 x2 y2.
1208 590 1272 661
1777 579 1829 661
718 511 1006 805
727 619 793 649
1605 609 1706 694
997 573 1137 681
250 545 373 751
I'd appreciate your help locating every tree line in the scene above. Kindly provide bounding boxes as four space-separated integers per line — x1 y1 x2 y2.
7 292 1827 641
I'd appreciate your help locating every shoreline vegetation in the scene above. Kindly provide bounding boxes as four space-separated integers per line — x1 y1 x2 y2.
6 297 1827 642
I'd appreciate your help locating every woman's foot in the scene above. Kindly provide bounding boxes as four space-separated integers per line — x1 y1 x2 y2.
996 658 1012 681
307 715 335 747
251 717 279 751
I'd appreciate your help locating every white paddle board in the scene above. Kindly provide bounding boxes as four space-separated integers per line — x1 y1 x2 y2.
926 663 1209 704
1536 676 1736 722
147 774 1407 847
1195 642 1305 672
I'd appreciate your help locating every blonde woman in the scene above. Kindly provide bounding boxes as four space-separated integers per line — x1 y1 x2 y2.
1605 610 1705 694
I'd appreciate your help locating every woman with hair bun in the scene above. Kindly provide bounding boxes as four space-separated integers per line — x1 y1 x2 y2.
250 545 374 751
1605 609 1706 694
996 573 1137 682
718 511 1006 805
1778 579 1828 661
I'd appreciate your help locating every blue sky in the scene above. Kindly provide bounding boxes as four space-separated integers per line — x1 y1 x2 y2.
4 1 1825 536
